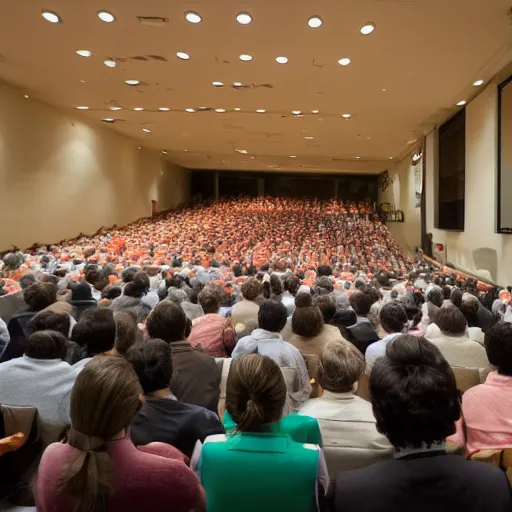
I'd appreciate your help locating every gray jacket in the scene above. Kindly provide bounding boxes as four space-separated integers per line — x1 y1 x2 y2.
0 318 9 354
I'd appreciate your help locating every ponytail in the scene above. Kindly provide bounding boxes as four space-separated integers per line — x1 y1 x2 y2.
235 399 266 433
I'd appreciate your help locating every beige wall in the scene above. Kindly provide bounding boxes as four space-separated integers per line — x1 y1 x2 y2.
0 81 189 250
379 152 422 256
425 81 512 285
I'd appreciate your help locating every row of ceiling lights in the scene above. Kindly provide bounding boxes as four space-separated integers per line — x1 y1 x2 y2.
456 80 485 106
42 9 115 23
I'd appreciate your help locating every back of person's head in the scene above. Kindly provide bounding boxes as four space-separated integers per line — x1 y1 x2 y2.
349 290 374 316
25 330 67 360
167 287 188 305
247 265 257 276
146 300 187 343
405 305 422 330
460 293 479 326
316 276 334 293
283 274 301 296
198 287 220 314
380 301 408 334
122 266 138 284
442 286 452 300
232 263 242 278
19 273 36 290
436 305 467 335
426 287 443 308
484 321 512 376
123 271 149 298
84 266 101 286
317 341 365 393
370 335 460 449
59 356 142 512
257 300 287 333
241 278 262 302
30 310 70 338
226 354 286 432
313 294 336 323
101 285 122 301
317 265 332 277
450 287 463 308
376 271 391 288
71 308 116 356
292 293 324 338
71 281 94 301
114 311 140 356
24 282 57 312
270 274 283 297
126 339 172 394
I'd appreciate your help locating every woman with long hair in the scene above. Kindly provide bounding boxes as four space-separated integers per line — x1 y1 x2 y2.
36 357 205 512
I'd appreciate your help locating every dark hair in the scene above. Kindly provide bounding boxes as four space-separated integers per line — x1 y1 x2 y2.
484 321 512 376
19 273 36 290
270 274 283 297
380 301 408 334
146 300 187 343
25 330 67 360
23 282 57 312
30 310 70 338
122 267 138 284
257 300 288 333
313 295 336 323
450 288 463 308
84 267 101 286
442 286 451 300
436 305 467 335
102 285 122 300
124 272 149 298
241 278 262 302
71 308 116 356
247 265 257 276
426 287 443 308
460 295 479 327
291 293 324 337
316 276 334 293
317 265 332 277
349 290 374 316
405 305 422 330
376 271 390 288
283 275 301 296
370 335 460 449
71 282 94 301
114 311 140 355
126 339 172 394
232 264 243 278
226 354 286 432
198 288 220 314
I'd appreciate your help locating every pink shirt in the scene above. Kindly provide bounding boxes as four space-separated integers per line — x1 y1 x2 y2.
188 314 236 357
462 372 512 455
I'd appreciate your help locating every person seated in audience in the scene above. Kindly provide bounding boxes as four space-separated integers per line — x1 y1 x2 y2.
232 300 311 411
345 290 379 354
110 271 154 323
298 341 391 475
0 330 79 444
36 356 206 512
419 286 443 333
113 310 141 356
0 317 8 354
327 335 512 512
70 281 95 302
313 294 343 339
329 308 357 341
231 278 262 337
365 301 408 370
191 354 328 512
462 321 512 455
426 305 490 380
460 293 485 344
282 274 301 316
179 290 205 322
128 339 224 458
99 284 122 306
188 288 236 357
146 300 220 412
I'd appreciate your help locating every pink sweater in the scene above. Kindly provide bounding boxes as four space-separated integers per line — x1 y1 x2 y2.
462 372 512 455
36 435 205 512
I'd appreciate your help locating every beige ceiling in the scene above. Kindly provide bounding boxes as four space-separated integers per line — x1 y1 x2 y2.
1 0 512 174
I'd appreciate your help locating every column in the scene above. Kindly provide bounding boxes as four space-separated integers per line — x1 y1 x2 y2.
334 179 339 200
257 178 265 197
214 171 219 200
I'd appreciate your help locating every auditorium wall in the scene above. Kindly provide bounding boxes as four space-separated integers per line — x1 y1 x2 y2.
0 81 190 251
425 80 512 285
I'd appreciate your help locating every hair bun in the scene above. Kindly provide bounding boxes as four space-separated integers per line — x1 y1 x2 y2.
295 292 313 308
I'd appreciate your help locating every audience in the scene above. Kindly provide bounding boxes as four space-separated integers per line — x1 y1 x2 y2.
282 274 301 316
110 271 153 323
345 291 379 354
231 278 261 337
36 356 206 512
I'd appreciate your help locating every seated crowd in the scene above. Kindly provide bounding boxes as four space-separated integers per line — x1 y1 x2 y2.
0 196 511 511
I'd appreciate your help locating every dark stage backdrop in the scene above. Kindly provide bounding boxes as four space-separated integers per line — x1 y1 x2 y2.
191 171 378 202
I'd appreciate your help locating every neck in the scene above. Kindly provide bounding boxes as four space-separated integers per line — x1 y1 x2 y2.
146 388 172 399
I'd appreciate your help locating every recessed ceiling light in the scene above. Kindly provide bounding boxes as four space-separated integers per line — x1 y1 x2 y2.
134 107 144 111
235 148 248 154
342 113 352 119
80 80 86 83
276 56 288 64
308 16 323 28
162 150 168 154
23 94 29 99
76 50 92 57
360 22 375 35
456 100 467 106
97 10 115 23
137 146 141 150
158 107 170 111
104 59 117 68
234 107 241 111
473 79 484 87
233 82 243 87
102 118 115 123
125 79 140 86
185 11 202 24
184 149 188 152
381 88 387 92
356 156 361 159
185 108 195 113
338 58 351 66
76 106 89 110
289 155 297 158
109 106 122 111
305 136 314 140
41 10 61 23
250 156 255 159
236 12 253 25
239 54 253 62
177 52 190 60
215 108 226 113
256 109 266 113
292 110 302 115
389 157 394 160
312 110 319 114
198 106 208 111
142 128 151 133
212 81 224 87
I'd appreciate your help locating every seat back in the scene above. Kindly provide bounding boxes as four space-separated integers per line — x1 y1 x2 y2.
470 449 512 484
451 366 481 393
68 300 97 321
1 313 35 363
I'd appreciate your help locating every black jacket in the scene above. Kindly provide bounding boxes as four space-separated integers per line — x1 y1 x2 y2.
327 451 511 512
131 396 224 458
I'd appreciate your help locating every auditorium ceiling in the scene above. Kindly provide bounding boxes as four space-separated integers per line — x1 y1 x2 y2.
1 0 512 174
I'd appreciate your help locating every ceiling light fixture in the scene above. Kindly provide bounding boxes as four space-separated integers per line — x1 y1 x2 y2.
389 157 394 160
360 22 375 35
292 110 302 115
235 149 248 154
342 113 352 119
76 50 92 57
289 155 297 158
76 106 89 110
109 106 122 111
104 59 117 68
162 150 168 154
97 10 115 23
41 10 61 23
138 146 141 150
215 108 226 113
256 109 266 113
456 100 467 106
233 82 243 87
239 54 253 62
125 79 140 86
177 52 190 60
185 108 195 113
102 118 115 123
473 79 484 87
24 94 30 99
184 149 188 152
308 16 323 28
212 81 224 87
158 107 170 111
312 110 319 114
356 156 361 159
142 128 151 133
134 107 144 111
276 56 288 64
338 58 351 66
305 136 314 140
185 11 202 24
234 107 241 111
236 12 253 25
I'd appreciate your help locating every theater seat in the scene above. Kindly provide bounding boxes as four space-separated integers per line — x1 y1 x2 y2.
451 366 481 393
470 449 512 484
68 300 97 321
2 313 35 363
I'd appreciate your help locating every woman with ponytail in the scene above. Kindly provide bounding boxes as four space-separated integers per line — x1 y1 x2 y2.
36 356 205 512
191 354 328 512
